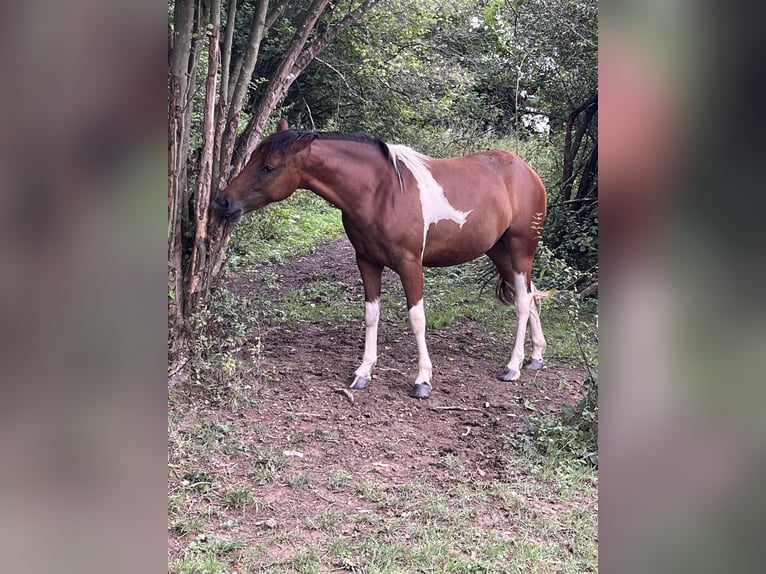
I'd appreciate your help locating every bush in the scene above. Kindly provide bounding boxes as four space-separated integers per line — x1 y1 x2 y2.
511 370 598 468
175 284 262 409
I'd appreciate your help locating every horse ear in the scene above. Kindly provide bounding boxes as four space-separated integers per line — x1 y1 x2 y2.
289 134 314 154
277 118 289 132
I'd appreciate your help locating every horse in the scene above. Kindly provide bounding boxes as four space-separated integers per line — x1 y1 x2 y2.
214 122 548 399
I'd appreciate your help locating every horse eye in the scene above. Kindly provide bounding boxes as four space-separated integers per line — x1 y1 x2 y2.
261 164 276 174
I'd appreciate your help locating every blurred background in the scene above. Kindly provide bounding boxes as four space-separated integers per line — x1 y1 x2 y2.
0 1 167 572
600 0 766 572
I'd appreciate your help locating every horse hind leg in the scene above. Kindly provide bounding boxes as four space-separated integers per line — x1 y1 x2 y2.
525 284 548 371
487 238 546 381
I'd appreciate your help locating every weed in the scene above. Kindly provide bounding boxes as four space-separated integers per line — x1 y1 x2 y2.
439 453 466 472
287 472 310 488
185 533 247 555
170 516 205 535
289 546 322 573
169 554 227 574
222 488 252 510
309 509 347 532
182 470 213 492
313 428 340 443
248 448 288 485
507 371 598 468
178 284 263 410
355 483 384 502
327 469 352 491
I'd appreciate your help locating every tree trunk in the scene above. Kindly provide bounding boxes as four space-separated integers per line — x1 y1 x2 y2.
168 0 197 335
562 93 597 200
575 143 598 202
187 0 222 309
217 0 270 193
212 0 238 191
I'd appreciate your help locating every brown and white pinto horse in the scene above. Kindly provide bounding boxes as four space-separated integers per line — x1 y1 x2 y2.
215 123 548 399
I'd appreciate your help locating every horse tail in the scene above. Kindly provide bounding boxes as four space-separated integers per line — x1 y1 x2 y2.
495 279 554 307
532 283 554 305
495 278 516 306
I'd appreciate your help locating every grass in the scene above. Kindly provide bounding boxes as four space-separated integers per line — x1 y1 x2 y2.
228 189 344 267
169 415 597 572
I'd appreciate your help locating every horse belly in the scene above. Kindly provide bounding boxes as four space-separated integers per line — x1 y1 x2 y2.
421 219 501 267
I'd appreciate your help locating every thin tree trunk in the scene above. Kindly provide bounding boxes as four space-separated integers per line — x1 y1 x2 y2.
187 0 222 307
168 0 197 332
217 0 270 192
575 143 598 201
220 0 237 105
562 94 597 200
212 0 238 197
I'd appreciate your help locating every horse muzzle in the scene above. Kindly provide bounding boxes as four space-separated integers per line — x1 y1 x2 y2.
213 196 243 223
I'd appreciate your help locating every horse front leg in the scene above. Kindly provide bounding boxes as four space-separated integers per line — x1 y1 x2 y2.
349 254 383 390
399 262 433 399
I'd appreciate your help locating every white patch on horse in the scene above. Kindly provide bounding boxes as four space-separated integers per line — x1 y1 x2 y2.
356 298 380 376
387 144 472 258
407 299 432 384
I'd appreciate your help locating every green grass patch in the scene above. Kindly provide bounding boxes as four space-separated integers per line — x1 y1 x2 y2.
228 189 344 266
222 487 252 510
248 447 289 485
327 469 353 491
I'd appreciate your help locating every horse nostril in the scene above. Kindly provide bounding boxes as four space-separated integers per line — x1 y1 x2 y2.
215 197 229 211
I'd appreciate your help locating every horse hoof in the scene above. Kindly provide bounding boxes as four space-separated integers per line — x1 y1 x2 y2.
525 358 544 371
409 383 432 399
498 367 520 381
349 374 371 389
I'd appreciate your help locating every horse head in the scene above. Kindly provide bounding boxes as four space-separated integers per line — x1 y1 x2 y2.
214 120 312 222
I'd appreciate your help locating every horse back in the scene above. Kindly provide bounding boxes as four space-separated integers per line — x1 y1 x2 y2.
432 149 546 225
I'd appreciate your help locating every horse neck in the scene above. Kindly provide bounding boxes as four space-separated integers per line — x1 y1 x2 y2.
299 140 394 214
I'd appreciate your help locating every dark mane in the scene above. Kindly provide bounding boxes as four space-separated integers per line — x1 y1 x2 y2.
256 129 404 187
257 129 393 164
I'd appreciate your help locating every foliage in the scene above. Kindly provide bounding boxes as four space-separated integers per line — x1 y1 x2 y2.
176 284 262 409
510 370 598 468
228 190 343 266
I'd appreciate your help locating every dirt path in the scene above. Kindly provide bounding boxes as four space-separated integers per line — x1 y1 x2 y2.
226 237 586 482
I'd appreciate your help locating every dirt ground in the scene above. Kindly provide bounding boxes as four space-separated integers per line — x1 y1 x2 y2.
169 238 593 565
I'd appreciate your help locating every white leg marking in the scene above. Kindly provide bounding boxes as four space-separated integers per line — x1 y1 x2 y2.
505 272 532 378
408 299 432 385
355 299 380 377
387 145 472 258
528 282 547 361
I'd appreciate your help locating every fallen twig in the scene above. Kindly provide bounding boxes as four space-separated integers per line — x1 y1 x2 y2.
334 388 355 404
429 405 483 412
